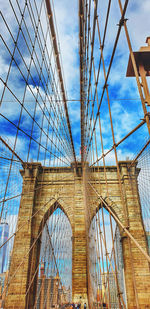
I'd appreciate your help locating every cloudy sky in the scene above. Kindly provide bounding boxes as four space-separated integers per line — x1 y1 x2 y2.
0 0 150 277
1 1 150 219
54 0 150 163
0 0 150 236
1 0 150 164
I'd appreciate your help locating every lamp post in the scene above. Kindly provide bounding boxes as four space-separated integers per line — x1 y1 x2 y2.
126 37 150 107
126 37 150 135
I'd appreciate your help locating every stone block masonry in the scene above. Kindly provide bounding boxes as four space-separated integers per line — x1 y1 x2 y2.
4 162 150 309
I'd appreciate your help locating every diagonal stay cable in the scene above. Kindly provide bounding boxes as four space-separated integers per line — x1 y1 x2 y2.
45 0 77 168
85 0 129 161
88 180 150 263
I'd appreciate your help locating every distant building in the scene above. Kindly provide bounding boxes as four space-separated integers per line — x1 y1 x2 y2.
95 226 127 308
0 222 9 273
0 271 8 308
96 272 118 308
108 272 120 308
146 231 150 254
59 285 71 304
36 264 67 308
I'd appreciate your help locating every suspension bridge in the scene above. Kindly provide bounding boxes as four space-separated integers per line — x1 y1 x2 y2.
0 0 150 308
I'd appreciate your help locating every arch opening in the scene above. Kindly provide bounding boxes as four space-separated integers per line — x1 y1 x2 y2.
34 207 72 308
88 207 127 309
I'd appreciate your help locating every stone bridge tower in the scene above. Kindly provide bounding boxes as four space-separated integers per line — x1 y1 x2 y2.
5 162 150 309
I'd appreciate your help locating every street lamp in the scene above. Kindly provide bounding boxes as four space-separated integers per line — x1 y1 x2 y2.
126 36 150 107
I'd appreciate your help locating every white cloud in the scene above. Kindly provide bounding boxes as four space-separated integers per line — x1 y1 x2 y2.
1 0 149 165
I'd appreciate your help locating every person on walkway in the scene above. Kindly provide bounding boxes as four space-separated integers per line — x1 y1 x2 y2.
84 303 86 309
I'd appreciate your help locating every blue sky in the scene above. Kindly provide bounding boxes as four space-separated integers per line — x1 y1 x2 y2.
54 0 150 163
0 0 150 219
1 0 150 165
0 0 150 293
0 0 150 235
40 208 72 289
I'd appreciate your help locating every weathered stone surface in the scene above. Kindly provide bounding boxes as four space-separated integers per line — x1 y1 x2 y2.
4 162 150 309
